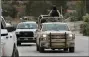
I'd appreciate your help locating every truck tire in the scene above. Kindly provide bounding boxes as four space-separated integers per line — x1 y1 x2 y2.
36 45 39 51
64 48 68 51
15 49 19 57
12 45 19 57
12 49 19 57
17 42 21 46
39 47 44 53
69 47 74 52
52 49 55 50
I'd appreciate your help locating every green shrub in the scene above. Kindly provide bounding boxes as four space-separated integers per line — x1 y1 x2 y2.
70 16 78 22
83 14 89 22
81 14 89 36
80 24 84 33
82 22 89 36
83 17 89 22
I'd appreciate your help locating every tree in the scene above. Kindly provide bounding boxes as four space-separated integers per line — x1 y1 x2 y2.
25 0 34 16
1 1 18 18
75 1 85 21
25 1 52 17
82 14 89 36
86 0 89 13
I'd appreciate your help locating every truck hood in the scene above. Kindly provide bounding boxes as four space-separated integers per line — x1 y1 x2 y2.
16 29 36 32
42 31 72 34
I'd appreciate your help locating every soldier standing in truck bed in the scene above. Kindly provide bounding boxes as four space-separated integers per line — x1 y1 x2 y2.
49 5 60 17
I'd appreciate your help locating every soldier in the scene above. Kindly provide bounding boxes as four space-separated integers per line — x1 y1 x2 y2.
49 5 59 17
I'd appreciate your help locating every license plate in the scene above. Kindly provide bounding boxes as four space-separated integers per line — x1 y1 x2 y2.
52 39 65 42
24 38 28 40
25 33 28 35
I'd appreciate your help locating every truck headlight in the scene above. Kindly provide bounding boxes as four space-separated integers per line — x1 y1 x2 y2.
69 34 72 38
40 37 47 41
16 32 20 34
40 34 47 41
68 34 73 40
43 34 47 38
43 38 47 40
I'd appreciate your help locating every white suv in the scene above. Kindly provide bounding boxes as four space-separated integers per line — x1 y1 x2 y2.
1 16 19 57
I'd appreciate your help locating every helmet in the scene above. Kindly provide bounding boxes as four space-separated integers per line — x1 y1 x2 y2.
52 5 57 10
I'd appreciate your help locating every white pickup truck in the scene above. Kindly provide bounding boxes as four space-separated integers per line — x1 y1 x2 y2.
36 22 75 53
15 21 37 45
1 16 19 57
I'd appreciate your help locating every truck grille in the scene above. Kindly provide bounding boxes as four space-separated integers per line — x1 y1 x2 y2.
20 31 34 37
48 33 68 47
20 38 33 40
49 33 67 39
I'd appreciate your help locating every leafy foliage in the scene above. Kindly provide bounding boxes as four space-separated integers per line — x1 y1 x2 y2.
82 22 89 36
2 1 18 18
25 0 67 17
75 1 85 21
81 14 89 36
83 14 89 22
25 1 51 17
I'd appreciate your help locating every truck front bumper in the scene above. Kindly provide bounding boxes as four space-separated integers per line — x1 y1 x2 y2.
17 37 36 43
40 41 75 49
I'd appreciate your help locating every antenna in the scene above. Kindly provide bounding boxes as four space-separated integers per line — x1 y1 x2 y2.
61 6 64 22
61 6 62 15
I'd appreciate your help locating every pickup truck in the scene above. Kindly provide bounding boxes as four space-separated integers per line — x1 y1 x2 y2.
36 22 75 53
1 16 19 57
15 21 37 45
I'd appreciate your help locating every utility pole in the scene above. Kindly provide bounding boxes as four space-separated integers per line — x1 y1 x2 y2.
84 0 86 15
0 0 1 57
61 6 62 15
61 6 64 22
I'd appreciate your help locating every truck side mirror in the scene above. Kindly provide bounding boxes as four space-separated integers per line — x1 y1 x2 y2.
5 26 16 32
5 23 16 32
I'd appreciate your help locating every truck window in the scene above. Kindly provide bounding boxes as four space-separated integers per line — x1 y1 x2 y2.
1 23 4 29
1 17 6 28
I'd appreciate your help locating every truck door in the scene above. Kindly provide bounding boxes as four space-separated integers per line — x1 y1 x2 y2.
1 18 14 56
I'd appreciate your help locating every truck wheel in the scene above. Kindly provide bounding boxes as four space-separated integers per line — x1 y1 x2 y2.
17 42 21 46
36 45 39 51
69 47 74 52
15 49 19 57
64 48 68 51
52 49 55 50
12 46 19 57
12 49 19 57
39 47 44 53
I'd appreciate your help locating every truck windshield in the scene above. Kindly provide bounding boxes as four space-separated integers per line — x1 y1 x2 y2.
42 23 69 31
17 23 37 29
